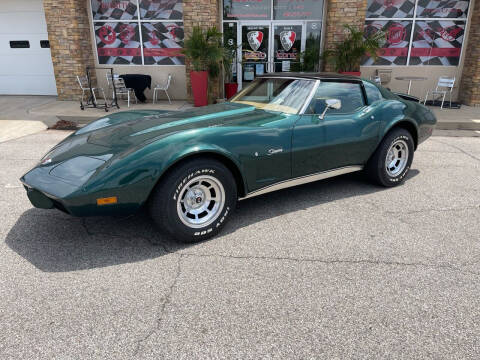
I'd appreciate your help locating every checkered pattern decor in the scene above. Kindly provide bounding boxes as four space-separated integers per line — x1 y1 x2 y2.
91 0 184 65
92 0 138 20
139 0 183 20
141 22 185 65
366 0 415 18
410 20 465 65
363 20 412 65
363 0 470 66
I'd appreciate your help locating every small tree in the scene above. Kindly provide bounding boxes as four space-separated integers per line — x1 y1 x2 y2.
323 25 385 72
182 26 224 77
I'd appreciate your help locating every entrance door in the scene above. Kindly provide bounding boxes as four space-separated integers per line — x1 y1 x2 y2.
237 22 305 90
240 23 270 88
273 23 304 73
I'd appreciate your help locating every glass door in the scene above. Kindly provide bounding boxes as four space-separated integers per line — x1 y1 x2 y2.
240 23 271 88
273 23 304 73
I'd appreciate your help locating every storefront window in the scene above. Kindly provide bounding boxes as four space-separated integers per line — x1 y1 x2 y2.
223 0 271 20
363 0 470 66
91 0 184 65
273 0 323 20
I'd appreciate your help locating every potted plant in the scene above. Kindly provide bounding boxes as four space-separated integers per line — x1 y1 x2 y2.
222 43 238 99
291 35 321 72
182 26 224 106
323 24 385 76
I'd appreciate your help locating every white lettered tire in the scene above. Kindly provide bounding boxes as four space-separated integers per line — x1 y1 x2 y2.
366 128 414 187
149 158 237 242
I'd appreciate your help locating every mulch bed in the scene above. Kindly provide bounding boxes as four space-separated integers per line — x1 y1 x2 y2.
49 120 79 130
424 100 461 109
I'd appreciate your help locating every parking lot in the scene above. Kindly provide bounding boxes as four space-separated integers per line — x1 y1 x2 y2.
1 130 479 359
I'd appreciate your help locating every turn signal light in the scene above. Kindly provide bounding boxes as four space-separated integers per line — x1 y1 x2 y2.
97 197 118 206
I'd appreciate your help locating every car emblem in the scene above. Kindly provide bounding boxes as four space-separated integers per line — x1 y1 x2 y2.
280 31 296 51
247 31 264 51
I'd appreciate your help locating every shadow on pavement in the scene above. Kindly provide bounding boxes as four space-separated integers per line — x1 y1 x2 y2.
5 170 419 272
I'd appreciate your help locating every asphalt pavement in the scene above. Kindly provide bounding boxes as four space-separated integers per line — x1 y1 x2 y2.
0 131 479 359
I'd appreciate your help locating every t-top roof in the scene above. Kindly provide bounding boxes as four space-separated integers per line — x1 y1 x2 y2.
257 72 363 82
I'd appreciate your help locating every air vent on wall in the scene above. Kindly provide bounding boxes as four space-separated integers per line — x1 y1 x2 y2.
10 41 30 48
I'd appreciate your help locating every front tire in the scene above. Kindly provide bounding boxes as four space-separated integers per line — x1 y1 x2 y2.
149 158 237 243
366 128 414 187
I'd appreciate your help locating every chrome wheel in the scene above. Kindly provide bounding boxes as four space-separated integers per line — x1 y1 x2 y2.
176 175 225 229
385 139 409 177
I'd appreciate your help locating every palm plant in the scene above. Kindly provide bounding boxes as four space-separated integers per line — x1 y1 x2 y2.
182 26 224 77
323 25 385 72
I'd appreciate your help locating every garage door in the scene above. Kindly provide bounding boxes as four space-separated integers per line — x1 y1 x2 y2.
0 0 57 95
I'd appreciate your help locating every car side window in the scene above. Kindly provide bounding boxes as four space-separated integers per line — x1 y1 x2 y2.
305 81 365 115
364 81 384 104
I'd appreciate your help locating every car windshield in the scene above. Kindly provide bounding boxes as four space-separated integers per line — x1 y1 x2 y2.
230 78 315 114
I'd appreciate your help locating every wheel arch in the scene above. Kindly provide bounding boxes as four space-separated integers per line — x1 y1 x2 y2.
154 150 247 199
383 119 419 150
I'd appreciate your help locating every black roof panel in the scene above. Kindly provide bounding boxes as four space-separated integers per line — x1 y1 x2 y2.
257 72 362 82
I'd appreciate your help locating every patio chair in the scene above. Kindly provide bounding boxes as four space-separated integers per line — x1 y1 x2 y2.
424 76 455 109
370 75 382 85
107 73 136 108
77 75 106 105
153 74 172 104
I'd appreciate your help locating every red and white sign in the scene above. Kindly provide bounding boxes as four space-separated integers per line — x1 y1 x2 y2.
247 31 264 51
280 30 296 51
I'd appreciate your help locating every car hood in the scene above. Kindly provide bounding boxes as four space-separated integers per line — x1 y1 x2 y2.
39 102 278 165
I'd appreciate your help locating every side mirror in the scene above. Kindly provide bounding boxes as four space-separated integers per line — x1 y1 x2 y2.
319 99 341 120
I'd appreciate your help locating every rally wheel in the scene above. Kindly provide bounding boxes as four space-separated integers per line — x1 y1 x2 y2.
149 158 237 243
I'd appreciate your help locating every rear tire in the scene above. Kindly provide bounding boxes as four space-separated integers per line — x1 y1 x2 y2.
149 158 237 243
366 128 414 187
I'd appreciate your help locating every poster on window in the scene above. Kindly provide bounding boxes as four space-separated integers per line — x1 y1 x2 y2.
139 0 183 20
410 21 464 66
416 0 469 18
141 22 184 65
91 0 138 20
223 0 271 20
363 20 412 66
273 25 301 71
366 0 415 18
273 0 323 20
95 22 142 64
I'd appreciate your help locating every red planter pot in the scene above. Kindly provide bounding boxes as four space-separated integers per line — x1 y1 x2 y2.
224 83 238 99
340 71 362 77
190 71 208 107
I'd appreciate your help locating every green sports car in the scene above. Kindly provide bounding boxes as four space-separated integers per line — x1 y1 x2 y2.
21 73 437 242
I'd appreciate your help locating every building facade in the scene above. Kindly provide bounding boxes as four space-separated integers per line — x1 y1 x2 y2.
0 0 479 105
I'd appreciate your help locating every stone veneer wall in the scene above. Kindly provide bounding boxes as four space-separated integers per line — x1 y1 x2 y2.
43 0 96 100
183 0 221 102
460 1 480 106
323 0 368 72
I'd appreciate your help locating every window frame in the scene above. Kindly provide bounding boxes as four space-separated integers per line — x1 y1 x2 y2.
304 80 367 115
363 0 470 67
90 0 185 66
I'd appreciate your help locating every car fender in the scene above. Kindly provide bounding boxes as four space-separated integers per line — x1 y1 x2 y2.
382 117 419 140
157 143 248 193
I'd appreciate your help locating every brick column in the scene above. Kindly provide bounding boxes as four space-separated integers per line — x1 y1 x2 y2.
323 0 368 72
43 0 96 100
183 0 221 102
460 2 480 106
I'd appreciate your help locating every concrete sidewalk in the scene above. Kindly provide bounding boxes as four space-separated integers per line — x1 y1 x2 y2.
430 106 480 131
29 98 193 126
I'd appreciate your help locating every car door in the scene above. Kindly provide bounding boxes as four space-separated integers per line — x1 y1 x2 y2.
292 80 380 178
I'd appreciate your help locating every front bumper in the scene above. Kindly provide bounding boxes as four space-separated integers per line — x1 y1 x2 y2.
20 166 141 217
